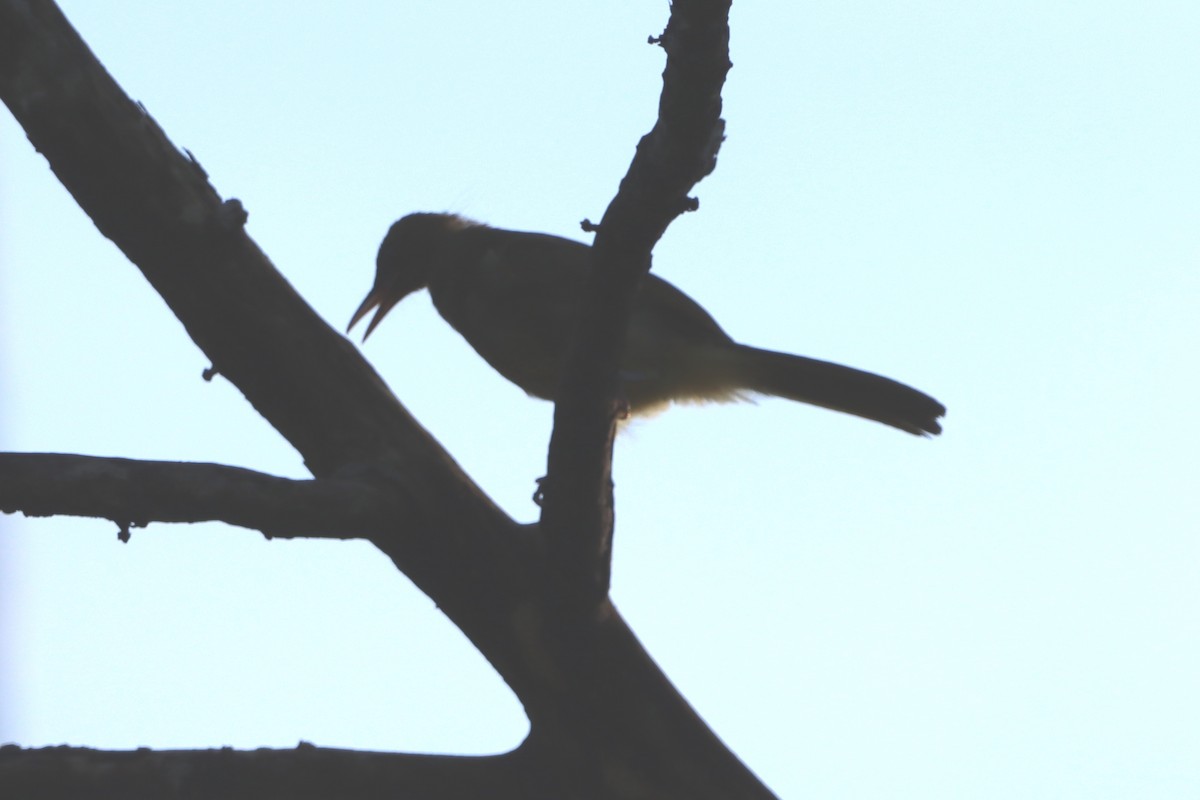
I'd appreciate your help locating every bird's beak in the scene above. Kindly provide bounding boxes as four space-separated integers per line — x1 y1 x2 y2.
346 288 400 342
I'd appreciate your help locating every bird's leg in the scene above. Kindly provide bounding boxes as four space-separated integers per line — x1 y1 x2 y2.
613 395 631 421
615 369 651 421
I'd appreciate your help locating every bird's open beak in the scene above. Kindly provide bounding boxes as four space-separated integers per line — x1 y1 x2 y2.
346 289 400 342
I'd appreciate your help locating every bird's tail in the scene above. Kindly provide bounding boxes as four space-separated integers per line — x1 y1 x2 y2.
715 343 945 436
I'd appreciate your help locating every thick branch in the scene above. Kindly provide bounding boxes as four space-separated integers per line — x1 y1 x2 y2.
0 744 536 800
0 0 473 485
0 0 530 679
540 0 732 611
0 0 545 755
0 453 401 539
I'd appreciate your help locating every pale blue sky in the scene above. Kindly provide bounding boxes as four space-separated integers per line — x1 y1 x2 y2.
2 2 1198 798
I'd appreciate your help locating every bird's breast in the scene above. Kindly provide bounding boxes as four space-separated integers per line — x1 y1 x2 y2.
428 280 569 401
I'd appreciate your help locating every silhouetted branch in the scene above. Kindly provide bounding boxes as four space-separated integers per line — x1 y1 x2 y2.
0 0 473 482
0 453 400 539
0 0 533 695
0 744 536 800
540 0 732 613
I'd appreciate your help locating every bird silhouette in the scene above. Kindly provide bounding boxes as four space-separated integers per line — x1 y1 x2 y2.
348 213 945 436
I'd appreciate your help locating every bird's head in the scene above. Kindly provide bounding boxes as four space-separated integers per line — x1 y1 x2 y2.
347 212 476 341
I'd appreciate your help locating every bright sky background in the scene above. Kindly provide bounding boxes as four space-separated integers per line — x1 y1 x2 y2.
2 2 1198 798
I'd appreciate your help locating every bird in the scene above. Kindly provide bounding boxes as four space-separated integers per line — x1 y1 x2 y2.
347 213 945 436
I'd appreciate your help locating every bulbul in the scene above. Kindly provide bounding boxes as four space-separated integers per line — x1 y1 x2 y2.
348 213 945 436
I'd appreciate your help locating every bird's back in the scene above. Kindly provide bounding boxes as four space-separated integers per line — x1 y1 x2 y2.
426 225 736 408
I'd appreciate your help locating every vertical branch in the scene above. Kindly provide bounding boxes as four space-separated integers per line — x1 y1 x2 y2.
538 0 732 615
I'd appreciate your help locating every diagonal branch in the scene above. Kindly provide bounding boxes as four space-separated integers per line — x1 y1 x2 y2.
0 0 532 725
539 0 732 613
0 0 528 678
0 453 402 539
0 0 474 485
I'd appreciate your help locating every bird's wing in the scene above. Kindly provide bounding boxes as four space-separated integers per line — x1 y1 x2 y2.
474 228 734 345
456 231 594 350
442 227 737 403
631 274 735 347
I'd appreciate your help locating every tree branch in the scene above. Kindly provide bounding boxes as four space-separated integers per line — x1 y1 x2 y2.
0 0 533 686
0 453 401 539
0 0 469 484
0 744 537 800
0 0 538 741
540 0 732 613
